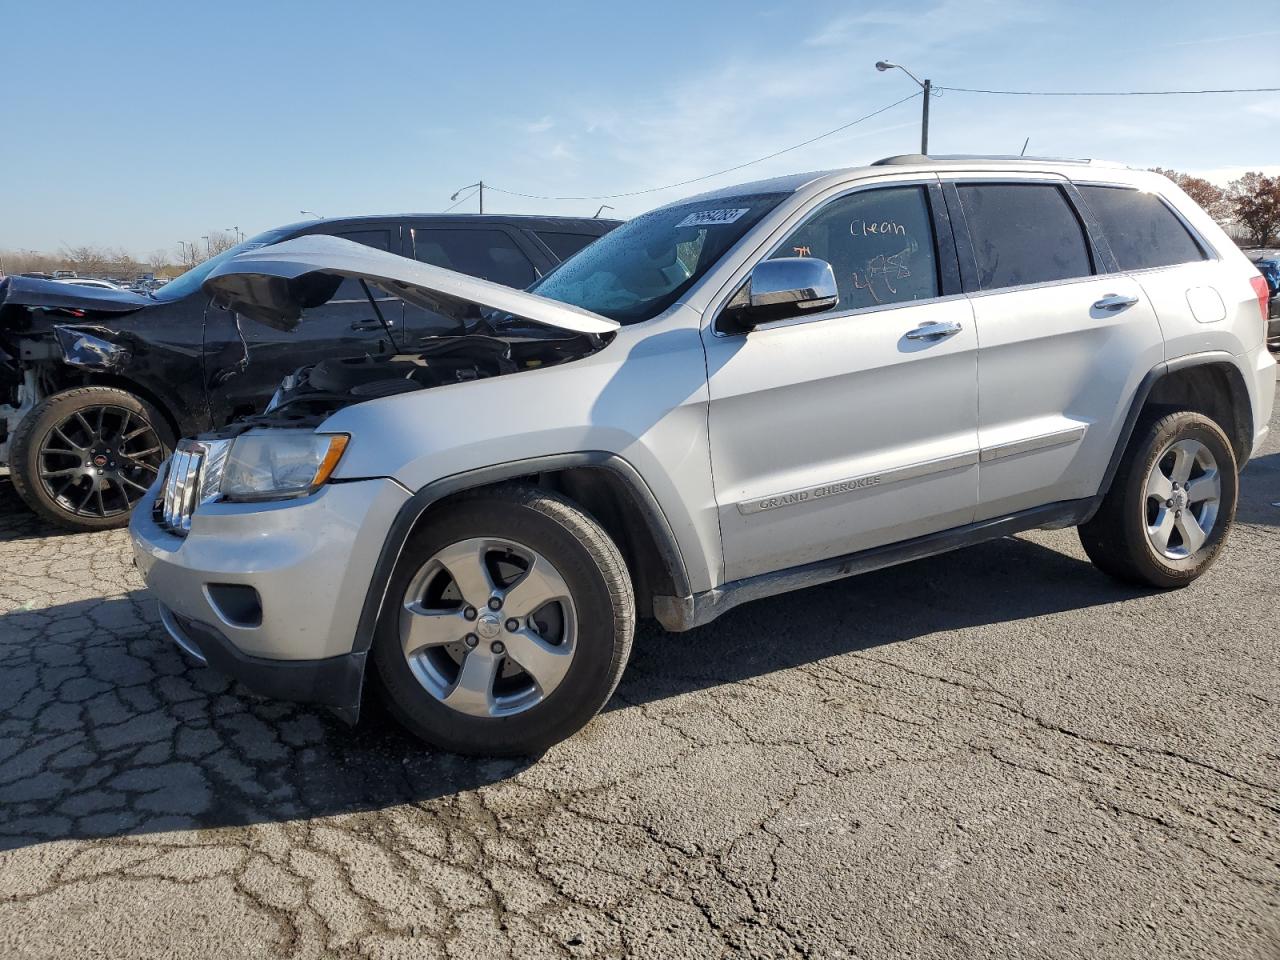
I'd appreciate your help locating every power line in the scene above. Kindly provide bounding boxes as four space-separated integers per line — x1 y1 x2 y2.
484 91 922 202
938 85 1280 96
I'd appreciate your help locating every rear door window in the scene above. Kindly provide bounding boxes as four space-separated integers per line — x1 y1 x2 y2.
956 183 1093 290
535 231 602 262
412 228 536 288
1077 185 1207 271
771 185 940 311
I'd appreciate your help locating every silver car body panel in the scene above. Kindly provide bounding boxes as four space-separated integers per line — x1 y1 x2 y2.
132 476 410 661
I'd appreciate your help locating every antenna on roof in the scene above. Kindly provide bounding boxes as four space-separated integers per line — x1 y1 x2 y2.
1020 137 1030 157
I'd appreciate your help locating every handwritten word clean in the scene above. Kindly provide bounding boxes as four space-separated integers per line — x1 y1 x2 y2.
851 219 907 237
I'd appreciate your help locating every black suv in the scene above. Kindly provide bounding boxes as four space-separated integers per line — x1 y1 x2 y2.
0 214 619 530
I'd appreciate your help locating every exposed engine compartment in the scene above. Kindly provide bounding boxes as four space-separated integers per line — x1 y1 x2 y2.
238 325 607 431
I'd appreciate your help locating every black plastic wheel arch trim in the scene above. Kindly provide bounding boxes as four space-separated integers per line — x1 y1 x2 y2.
349 451 693 661
1080 351 1253 526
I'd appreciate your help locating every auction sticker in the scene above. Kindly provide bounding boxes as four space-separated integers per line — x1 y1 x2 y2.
676 208 749 228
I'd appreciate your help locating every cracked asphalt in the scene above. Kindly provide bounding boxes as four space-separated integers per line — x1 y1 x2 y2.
1 382 1278 960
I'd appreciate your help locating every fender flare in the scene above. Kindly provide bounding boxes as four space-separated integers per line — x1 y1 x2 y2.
348 451 692 660
1082 351 1253 524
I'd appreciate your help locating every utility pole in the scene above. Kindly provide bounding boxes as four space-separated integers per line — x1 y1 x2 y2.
920 78 931 154
876 60 932 154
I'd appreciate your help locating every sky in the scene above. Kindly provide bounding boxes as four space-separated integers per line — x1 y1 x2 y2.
2 0 1277 258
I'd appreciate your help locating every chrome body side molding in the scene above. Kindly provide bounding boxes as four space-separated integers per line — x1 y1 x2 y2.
735 450 979 515
979 424 1088 462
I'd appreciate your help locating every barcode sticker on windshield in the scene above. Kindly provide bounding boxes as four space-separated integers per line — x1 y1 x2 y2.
676 208 749 228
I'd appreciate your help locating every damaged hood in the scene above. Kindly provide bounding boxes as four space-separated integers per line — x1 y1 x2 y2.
202 235 620 335
0 275 151 314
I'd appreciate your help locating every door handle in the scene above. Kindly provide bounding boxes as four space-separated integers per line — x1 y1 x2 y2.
905 320 963 341
350 319 385 331
1092 293 1139 312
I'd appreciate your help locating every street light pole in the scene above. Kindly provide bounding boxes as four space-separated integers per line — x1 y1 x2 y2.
875 60 932 154
450 182 485 214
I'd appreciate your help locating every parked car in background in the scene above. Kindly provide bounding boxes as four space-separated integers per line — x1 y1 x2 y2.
1256 258 1280 348
132 156 1274 755
0 213 619 530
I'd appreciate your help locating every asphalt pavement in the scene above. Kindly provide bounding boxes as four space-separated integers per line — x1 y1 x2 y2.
1 381 1277 959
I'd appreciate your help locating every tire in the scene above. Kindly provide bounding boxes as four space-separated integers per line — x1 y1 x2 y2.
9 386 174 532
1079 411 1237 589
372 483 634 756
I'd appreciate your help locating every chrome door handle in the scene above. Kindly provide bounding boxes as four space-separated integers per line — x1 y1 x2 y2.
1093 293 1139 312
905 320 963 341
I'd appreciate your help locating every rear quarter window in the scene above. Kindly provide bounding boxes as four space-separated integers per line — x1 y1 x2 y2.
1077 185 1208 271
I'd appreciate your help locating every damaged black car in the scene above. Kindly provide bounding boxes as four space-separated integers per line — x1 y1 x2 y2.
0 214 618 530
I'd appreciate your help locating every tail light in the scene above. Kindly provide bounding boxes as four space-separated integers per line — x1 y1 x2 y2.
1250 275 1269 330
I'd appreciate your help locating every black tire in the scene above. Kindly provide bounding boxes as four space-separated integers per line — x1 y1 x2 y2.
372 483 634 756
9 386 174 532
1079 411 1237 588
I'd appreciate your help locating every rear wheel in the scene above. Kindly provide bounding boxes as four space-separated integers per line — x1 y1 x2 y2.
1079 411 1237 588
372 484 634 756
9 386 173 531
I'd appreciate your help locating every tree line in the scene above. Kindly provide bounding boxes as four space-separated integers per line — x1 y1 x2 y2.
0 229 241 280
1149 168 1280 247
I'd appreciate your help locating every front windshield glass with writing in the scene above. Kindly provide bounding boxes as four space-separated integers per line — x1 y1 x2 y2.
153 228 293 302
530 193 787 324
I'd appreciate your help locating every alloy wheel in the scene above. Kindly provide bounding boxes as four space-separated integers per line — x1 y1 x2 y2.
399 537 578 718
1144 437 1220 560
37 405 166 519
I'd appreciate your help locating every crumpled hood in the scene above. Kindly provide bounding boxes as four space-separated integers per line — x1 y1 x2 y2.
0 275 151 314
202 235 620 335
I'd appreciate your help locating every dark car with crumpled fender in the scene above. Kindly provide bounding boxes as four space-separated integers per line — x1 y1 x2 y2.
0 214 619 530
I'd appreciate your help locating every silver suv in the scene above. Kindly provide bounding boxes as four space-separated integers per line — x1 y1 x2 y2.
131 155 1277 755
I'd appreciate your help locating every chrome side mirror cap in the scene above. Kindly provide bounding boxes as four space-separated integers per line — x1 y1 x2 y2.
723 257 839 330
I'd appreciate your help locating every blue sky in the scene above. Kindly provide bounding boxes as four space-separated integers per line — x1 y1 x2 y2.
2 0 1277 256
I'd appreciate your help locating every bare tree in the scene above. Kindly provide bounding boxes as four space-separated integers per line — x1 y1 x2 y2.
205 230 239 257
1228 172 1280 248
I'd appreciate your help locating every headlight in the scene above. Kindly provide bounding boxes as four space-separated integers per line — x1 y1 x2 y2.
218 431 350 501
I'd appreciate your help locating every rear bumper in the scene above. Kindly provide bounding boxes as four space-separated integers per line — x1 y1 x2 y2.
158 603 365 722
1246 342 1276 459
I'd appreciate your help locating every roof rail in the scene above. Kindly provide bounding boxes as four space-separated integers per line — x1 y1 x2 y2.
871 153 1094 166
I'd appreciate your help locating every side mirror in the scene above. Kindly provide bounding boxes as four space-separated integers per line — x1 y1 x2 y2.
723 257 839 331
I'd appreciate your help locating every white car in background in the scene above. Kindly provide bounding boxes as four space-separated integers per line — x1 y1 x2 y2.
132 155 1276 755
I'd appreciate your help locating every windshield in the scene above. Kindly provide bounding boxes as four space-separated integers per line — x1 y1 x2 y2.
529 192 788 324
153 227 294 301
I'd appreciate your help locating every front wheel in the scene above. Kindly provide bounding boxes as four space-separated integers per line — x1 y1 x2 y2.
1079 411 1238 588
372 484 635 755
9 386 174 532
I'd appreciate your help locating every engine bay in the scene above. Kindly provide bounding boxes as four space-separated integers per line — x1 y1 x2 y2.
241 326 607 430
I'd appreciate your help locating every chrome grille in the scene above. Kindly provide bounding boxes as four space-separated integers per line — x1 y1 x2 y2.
156 440 205 535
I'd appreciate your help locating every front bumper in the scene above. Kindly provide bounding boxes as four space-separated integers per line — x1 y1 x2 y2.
131 476 411 719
